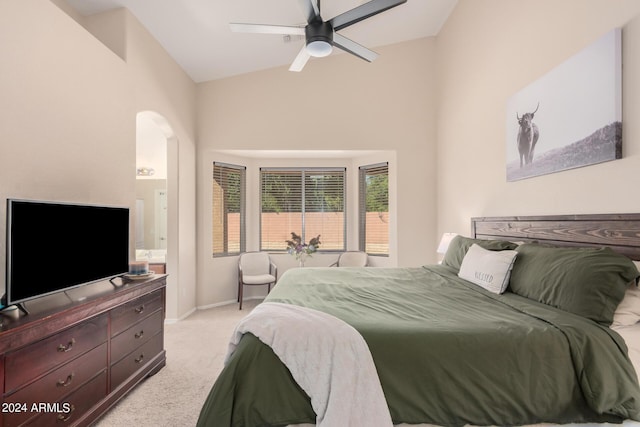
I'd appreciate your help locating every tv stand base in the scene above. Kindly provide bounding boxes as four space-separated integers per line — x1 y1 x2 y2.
0 295 29 315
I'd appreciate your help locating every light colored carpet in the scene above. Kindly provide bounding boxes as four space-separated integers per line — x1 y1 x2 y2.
95 299 261 427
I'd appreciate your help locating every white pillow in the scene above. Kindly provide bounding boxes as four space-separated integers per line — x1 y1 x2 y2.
612 261 640 327
458 244 518 294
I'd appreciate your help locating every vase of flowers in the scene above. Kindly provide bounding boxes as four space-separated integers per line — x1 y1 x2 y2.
286 232 321 267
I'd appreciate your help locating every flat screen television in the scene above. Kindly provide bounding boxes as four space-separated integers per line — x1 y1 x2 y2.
5 199 130 311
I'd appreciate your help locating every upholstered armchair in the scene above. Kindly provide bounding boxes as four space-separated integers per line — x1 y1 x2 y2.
330 251 368 267
238 252 277 310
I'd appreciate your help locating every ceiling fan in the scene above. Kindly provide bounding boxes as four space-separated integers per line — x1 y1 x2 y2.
230 0 407 72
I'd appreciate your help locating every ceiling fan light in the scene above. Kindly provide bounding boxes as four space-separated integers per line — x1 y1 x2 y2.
306 40 333 57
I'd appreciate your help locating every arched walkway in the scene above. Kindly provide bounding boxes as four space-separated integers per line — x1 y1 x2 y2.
136 111 179 320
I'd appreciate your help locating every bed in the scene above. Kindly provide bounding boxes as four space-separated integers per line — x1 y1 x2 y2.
197 214 640 427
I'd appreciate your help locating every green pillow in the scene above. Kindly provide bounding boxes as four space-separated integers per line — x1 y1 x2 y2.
509 243 640 325
442 235 518 271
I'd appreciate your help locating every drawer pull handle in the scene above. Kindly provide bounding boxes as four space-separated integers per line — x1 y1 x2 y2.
135 330 144 339
56 404 75 423
57 338 75 353
135 305 145 314
135 353 145 364
56 373 75 388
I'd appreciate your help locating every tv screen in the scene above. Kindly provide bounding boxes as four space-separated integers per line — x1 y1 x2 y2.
5 199 129 307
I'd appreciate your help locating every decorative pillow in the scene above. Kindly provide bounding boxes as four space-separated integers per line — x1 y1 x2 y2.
442 235 518 271
612 261 640 327
458 244 518 294
509 244 640 325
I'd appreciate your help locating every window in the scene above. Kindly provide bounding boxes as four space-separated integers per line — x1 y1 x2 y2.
212 162 246 256
359 163 389 256
260 168 345 251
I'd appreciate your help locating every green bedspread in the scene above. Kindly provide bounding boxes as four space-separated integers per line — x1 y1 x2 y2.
197 265 640 427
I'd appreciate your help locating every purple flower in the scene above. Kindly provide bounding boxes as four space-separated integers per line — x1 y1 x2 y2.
285 232 321 258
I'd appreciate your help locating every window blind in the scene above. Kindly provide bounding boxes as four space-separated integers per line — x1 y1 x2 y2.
212 162 246 256
260 168 345 251
359 163 389 256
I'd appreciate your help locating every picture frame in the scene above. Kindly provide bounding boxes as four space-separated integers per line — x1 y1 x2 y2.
506 28 622 182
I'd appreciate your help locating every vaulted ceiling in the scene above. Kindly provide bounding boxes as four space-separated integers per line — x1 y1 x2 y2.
65 0 458 82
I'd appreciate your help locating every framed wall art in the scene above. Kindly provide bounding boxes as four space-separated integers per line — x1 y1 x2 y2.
506 28 622 182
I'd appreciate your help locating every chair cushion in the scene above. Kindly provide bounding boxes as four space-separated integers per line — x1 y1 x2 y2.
240 252 271 276
338 252 368 267
242 274 276 285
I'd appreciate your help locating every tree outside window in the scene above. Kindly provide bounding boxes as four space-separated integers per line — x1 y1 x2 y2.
212 163 245 256
359 163 389 256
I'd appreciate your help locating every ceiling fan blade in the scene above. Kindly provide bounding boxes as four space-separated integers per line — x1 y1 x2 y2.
298 0 321 23
333 33 378 62
229 23 305 35
329 0 407 31
289 46 311 72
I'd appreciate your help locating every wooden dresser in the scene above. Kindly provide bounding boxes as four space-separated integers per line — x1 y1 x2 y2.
0 274 166 427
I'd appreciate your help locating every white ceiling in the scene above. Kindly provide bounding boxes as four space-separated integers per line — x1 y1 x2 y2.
65 0 458 82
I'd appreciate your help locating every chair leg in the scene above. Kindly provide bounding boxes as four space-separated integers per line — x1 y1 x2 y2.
239 283 243 310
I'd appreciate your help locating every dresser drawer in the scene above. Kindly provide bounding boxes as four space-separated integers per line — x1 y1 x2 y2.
3 343 107 427
5 314 108 393
24 370 107 427
111 290 163 337
111 332 163 390
111 310 163 364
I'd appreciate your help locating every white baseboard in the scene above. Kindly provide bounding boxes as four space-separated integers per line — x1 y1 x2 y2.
165 297 264 323
164 306 197 324
196 296 264 311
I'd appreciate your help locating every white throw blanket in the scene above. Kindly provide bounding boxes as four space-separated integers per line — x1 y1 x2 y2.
226 302 393 427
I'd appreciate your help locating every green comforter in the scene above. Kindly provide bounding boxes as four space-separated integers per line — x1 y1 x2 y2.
197 265 640 426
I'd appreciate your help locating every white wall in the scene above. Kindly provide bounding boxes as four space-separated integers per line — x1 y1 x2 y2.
196 38 437 307
436 0 640 237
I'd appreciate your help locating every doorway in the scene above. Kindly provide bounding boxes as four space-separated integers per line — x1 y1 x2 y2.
135 111 179 319
135 113 167 260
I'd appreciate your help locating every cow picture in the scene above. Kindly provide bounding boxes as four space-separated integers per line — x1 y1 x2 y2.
516 103 540 167
506 28 622 182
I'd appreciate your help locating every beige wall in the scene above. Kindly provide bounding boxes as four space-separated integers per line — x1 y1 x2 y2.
0 0 134 287
436 0 640 237
196 38 436 306
0 0 197 321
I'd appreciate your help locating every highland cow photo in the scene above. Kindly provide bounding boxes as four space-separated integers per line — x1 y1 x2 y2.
506 28 622 181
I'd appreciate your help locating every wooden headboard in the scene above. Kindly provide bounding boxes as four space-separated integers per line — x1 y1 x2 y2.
471 214 640 261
